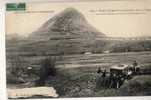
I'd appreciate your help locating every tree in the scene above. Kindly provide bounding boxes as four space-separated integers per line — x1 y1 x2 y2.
35 56 57 86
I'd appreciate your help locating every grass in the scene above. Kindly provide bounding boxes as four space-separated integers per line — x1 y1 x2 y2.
6 51 151 97
119 75 151 96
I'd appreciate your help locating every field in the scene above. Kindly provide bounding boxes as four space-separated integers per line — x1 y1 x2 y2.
6 51 151 97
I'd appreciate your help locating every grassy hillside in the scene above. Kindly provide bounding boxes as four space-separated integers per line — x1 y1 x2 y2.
6 37 151 57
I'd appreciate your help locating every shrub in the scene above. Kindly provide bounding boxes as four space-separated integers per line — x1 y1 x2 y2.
7 55 26 83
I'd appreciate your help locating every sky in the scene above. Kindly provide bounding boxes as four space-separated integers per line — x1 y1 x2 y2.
5 0 151 37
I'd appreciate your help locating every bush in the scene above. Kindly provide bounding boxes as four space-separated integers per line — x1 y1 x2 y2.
119 75 151 96
7 55 26 83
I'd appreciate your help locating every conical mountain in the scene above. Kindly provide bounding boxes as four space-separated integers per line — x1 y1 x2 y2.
30 7 105 39
18 8 107 55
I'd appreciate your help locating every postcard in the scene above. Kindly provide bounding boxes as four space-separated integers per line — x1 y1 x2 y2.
4 0 151 99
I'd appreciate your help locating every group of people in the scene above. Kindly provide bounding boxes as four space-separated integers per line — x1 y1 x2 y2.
96 61 139 89
97 68 124 89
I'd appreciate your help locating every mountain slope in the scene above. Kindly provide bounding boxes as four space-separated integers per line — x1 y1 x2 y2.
30 7 105 40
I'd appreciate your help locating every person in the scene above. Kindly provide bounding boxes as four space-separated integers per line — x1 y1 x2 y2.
97 67 102 74
101 69 107 87
109 73 113 88
133 60 138 73
102 69 106 77
112 74 117 88
133 60 138 67
136 66 140 75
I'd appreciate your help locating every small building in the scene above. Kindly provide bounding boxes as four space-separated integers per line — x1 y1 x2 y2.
103 50 110 54
84 52 92 55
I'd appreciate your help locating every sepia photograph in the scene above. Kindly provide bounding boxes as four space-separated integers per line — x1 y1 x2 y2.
5 0 151 99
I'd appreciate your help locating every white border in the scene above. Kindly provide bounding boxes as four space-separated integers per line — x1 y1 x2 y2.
0 1 7 100
1 0 151 100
